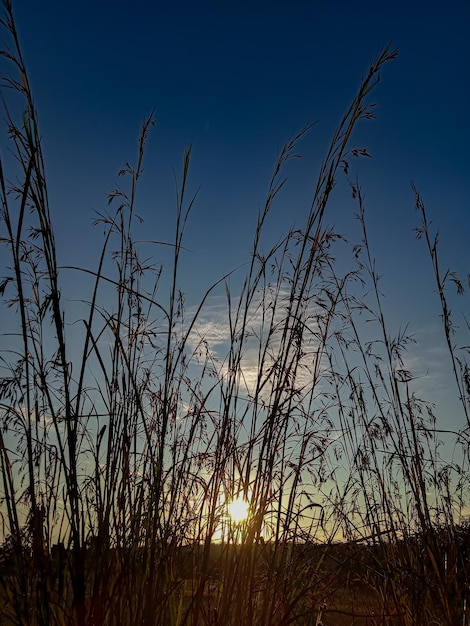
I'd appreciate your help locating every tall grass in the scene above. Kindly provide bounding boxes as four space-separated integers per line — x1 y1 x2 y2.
1 1 469 624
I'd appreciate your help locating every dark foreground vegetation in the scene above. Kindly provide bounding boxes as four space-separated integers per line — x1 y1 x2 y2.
0 531 469 625
0 1 469 624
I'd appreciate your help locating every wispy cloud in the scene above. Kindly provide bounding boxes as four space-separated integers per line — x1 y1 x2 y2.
184 286 326 404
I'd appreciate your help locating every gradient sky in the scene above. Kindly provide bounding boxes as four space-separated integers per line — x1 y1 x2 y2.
2 0 469 436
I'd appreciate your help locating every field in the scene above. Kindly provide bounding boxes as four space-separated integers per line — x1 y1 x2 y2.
1 535 468 624
0 1 469 624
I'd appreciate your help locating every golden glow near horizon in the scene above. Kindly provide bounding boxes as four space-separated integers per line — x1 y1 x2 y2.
227 496 249 524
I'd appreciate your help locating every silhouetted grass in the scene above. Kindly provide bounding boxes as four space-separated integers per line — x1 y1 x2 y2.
0 0 469 624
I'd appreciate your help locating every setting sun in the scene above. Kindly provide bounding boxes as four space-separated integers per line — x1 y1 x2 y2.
227 496 249 524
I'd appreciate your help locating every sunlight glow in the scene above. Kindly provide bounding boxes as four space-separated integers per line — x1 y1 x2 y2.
227 496 249 524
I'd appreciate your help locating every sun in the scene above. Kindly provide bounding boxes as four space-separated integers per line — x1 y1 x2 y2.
227 496 249 524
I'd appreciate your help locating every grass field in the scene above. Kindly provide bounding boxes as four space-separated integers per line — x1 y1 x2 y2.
1 535 468 624
0 1 469 624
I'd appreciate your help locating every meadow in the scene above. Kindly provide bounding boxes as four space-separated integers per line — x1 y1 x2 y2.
0 1 469 624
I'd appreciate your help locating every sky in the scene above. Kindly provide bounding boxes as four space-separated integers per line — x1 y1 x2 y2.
1 2 469 446
6 1 467 283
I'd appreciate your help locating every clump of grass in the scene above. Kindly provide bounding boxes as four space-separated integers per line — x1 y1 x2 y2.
1 1 469 625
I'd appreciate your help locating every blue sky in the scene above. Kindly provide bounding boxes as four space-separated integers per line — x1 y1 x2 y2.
9 0 468 281
2 1 469 437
